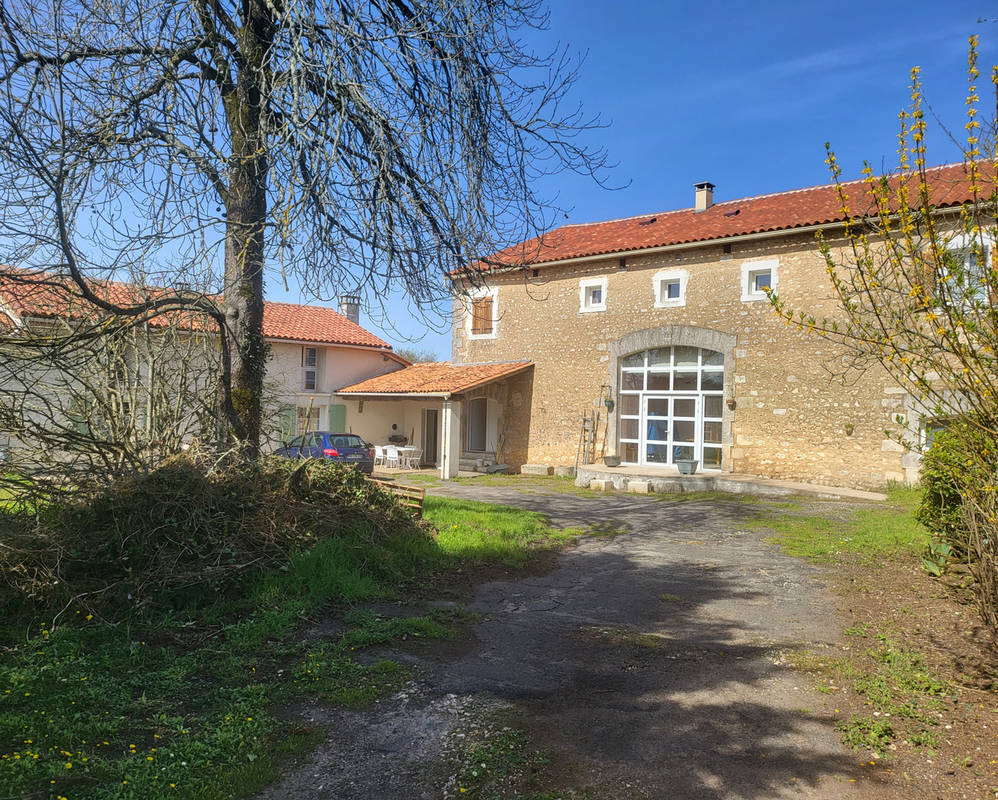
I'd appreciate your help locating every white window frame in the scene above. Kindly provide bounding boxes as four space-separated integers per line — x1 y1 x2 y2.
943 232 993 307
302 346 318 391
920 417 950 452
653 269 688 309
741 259 778 303
466 287 499 340
579 277 607 313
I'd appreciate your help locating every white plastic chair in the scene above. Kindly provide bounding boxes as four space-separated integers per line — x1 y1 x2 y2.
384 445 400 469
374 445 385 467
404 448 422 469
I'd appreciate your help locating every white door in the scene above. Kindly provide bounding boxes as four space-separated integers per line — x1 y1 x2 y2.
640 395 699 466
618 346 725 470
466 397 487 452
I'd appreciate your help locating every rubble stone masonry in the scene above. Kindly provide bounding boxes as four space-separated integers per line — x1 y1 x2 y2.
453 230 911 490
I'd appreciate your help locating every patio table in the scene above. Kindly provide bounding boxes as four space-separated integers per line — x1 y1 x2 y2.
397 446 421 470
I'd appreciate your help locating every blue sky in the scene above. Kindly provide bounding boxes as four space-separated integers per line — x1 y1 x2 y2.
268 0 997 359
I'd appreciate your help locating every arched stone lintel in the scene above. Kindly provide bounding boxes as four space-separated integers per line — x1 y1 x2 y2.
606 326 738 472
608 326 737 362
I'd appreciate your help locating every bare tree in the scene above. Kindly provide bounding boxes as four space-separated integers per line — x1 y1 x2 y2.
0 0 608 457
0 279 221 497
392 346 437 363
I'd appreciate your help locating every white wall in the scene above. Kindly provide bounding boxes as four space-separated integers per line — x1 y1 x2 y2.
338 397 445 464
263 341 404 449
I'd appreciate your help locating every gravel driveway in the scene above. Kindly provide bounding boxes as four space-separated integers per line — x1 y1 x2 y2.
259 487 888 800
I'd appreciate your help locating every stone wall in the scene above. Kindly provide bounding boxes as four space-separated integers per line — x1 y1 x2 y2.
452 231 912 489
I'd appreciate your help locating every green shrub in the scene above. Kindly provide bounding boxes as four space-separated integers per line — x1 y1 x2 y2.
916 428 972 570
915 420 998 631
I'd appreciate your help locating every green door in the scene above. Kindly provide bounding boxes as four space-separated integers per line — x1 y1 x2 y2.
328 404 346 432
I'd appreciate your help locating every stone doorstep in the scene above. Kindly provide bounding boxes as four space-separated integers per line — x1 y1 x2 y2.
521 464 553 476
554 465 576 478
626 480 650 494
574 465 887 502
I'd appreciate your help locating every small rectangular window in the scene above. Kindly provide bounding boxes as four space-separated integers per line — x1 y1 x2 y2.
752 271 771 292
652 270 687 308
741 259 778 302
302 346 319 390
946 246 990 305
296 406 320 435
579 277 607 312
470 296 494 336
921 419 950 451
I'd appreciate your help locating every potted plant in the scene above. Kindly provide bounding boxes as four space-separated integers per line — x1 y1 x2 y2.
604 455 621 467
675 458 698 475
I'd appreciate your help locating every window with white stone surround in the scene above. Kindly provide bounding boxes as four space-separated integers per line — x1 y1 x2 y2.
653 269 688 308
579 277 607 313
741 258 778 302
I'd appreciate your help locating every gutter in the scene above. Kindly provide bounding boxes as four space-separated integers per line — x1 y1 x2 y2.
452 206 970 279
453 221 845 278
335 391 453 399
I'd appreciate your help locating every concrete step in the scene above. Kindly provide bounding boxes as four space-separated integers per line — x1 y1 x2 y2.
459 452 496 471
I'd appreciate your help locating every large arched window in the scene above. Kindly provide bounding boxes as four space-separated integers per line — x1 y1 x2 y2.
618 346 724 469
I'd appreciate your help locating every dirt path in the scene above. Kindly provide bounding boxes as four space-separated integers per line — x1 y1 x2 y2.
258 488 889 799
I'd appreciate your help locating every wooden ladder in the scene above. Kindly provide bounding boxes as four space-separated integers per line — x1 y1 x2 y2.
574 410 601 471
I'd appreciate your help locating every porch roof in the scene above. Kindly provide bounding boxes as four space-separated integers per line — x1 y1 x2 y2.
336 360 532 398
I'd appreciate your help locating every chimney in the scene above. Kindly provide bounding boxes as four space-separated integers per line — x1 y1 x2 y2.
338 293 361 325
694 181 715 212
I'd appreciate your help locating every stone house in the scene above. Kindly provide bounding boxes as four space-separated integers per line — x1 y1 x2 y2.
342 162 983 488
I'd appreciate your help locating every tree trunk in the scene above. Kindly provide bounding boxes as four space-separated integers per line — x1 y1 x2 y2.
220 0 274 458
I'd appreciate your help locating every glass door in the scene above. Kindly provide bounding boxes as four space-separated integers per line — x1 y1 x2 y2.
618 346 725 470
639 395 699 466
669 396 698 463
643 396 670 464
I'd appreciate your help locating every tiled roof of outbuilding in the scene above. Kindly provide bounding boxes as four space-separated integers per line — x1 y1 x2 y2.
478 162 991 269
337 360 533 396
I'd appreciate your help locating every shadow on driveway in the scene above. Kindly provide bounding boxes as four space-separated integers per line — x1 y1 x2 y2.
259 488 890 800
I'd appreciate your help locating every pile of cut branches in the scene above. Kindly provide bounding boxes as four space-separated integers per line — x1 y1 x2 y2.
0 454 428 621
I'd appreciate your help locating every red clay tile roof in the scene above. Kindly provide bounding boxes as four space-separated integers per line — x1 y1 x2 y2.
337 360 533 396
478 162 992 269
261 300 390 348
0 272 394 351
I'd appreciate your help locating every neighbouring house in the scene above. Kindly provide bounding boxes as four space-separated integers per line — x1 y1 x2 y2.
0 278 407 452
260 295 408 445
343 162 988 487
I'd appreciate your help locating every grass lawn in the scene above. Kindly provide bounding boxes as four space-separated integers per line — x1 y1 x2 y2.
750 486 995 789
0 496 582 800
748 485 929 563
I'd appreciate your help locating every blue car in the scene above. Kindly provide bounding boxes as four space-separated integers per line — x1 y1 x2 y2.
277 431 375 474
